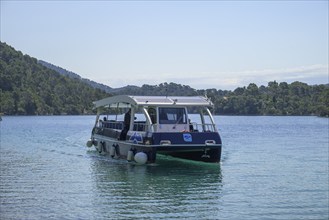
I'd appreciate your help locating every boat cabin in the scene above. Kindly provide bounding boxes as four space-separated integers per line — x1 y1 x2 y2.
93 95 217 137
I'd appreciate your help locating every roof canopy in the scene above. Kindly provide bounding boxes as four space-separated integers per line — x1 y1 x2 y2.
93 95 213 108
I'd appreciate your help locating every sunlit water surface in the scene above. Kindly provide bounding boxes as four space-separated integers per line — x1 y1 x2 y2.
0 116 328 219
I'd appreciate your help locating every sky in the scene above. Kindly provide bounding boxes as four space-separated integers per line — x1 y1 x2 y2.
1 1 328 90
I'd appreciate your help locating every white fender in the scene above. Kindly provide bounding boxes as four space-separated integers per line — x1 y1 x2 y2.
110 145 116 158
97 141 105 153
127 149 134 161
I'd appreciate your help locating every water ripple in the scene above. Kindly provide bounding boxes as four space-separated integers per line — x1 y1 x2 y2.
0 116 328 219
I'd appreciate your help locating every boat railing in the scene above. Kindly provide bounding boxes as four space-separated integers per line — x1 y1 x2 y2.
191 123 217 132
132 122 149 132
99 120 149 132
149 123 217 132
99 120 124 130
97 121 216 133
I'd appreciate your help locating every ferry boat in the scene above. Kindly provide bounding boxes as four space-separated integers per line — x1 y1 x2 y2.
86 95 222 164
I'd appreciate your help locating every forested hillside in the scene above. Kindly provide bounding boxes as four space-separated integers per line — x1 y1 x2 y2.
0 42 108 115
204 82 328 116
38 60 114 93
105 81 329 117
0 42 328 116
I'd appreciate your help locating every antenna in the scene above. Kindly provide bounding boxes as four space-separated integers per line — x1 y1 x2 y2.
204 91 208 99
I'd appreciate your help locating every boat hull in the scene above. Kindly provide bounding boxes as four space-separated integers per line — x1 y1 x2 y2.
157 146 221 163
150 131 222 162
91 132 222 163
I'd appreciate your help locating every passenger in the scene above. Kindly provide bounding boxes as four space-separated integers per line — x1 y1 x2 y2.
101 117 108 128
148 108 157 124
120 109 131 140
189 119 194 132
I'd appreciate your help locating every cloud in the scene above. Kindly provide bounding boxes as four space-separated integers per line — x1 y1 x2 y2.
241 64 328 79
98 64 328 90
237 64 328 87
176 64 329 90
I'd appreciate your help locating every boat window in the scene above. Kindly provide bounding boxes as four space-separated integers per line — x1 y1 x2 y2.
159 107 187 124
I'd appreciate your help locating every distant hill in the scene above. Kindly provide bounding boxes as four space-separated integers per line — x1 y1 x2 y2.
1 41 328 116
0 42 108 115
38 60 114 93
38 60 152 95
38 60 201 96
111 82 199 96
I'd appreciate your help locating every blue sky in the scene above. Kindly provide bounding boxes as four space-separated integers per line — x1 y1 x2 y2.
1 1 328 90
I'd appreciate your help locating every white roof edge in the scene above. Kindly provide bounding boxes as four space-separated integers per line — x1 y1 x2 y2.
93 95 137 108
93 95 213 108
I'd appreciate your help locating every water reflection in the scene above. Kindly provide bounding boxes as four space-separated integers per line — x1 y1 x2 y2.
88 152 223 219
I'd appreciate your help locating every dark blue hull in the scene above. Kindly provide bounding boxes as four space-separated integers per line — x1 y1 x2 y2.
157 146 221 163
149 132 222 163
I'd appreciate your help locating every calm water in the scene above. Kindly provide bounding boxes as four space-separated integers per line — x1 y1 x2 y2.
0 116 328 219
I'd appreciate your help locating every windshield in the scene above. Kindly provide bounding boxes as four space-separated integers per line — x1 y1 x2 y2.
158 107 187 124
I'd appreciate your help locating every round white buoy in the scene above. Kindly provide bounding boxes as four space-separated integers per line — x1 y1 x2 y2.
127 150 134 161
134 152 148 164
86 139 92 147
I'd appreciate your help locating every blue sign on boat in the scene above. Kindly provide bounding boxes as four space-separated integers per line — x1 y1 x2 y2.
183 133 192 142
130 132 143 143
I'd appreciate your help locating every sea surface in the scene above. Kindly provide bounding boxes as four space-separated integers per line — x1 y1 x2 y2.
0 116 328 219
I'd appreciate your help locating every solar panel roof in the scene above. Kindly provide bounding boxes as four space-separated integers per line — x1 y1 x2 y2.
93 95 213 108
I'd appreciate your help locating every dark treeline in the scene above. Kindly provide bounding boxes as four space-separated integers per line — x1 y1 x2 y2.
0 42 328 116
0 42 108 115
203 82 328 116
111 81 329 117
